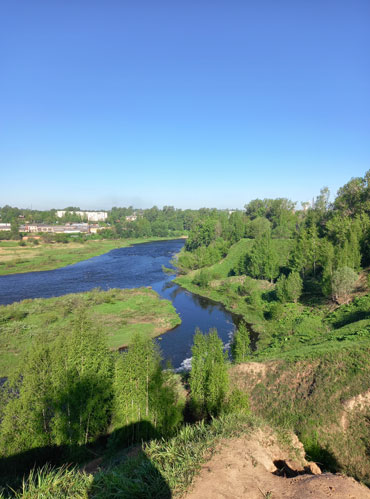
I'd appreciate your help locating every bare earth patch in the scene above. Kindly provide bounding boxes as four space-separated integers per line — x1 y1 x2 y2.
341 389 370 430
184 430 370 499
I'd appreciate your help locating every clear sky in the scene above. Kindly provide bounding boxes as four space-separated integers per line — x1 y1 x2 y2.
1 0 369 210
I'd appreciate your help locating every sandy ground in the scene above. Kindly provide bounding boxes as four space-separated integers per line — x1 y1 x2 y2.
185 430 370 499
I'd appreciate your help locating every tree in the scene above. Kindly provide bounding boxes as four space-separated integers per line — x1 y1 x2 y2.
10 218 21 240
331 267 358 303
320 239 335 296
189 329 229 419
247 217 271 239
231 323 251 363
276 272 303 303
0 342 54 457
314 186 330 213
186 218 216 251
246 234 279 282
111 334 182 444
51 312 113 446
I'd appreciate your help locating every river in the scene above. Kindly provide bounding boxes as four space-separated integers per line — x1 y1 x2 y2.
0 239 238 369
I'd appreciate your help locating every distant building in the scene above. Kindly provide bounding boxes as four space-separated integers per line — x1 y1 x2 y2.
0 223 11 231
22 224 89 234
125 215 137 222
56 210 108 222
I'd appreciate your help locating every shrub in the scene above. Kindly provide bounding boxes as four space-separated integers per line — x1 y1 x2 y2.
331 267 358 303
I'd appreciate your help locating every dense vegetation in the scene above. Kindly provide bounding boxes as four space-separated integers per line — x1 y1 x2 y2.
174 171 370 485
1 170 370 495
0 311 247 496
0 288 180 376
0 205 232 241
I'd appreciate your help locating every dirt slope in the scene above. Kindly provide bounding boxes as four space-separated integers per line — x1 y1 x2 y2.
185 430 370 499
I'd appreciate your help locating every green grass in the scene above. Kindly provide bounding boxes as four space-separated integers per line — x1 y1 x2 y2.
175 271 267 327
0 413 267 498
206 238 292 279
231 343 370 484
175 238 293 328
0 288 181 377
0 465 93 499
176 239 370 484
0 237 183 276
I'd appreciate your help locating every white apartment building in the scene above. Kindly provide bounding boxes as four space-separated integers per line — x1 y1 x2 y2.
56 210 108 222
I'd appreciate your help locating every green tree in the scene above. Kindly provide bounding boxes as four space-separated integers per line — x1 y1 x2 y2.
247 217 271 239
51 312 113 446
331 267 358 303
246 234 279 282
231 323 251 363
0 343 54 457
10 218 21 240
186 218 216 251
112 334 182 444
320 239 335 296
189 329 229 419
285 272 303 303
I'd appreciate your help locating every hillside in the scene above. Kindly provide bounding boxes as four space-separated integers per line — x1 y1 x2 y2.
185 434 370 499
2 413 368 498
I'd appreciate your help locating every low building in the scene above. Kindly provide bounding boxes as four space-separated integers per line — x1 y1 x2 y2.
56 210 108 222
22 224 89 234
0 223 11 231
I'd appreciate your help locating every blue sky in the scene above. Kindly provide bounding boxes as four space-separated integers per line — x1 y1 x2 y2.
1 0 369 209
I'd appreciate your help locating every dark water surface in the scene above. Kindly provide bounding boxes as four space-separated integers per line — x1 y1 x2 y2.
0 239 237 368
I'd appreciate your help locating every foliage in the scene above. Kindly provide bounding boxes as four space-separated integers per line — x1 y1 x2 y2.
185 218 217 251
275 271 303 303
246 217 271 238
331 267 358 303
231 323 251 363
0 288 180 376
111 335 183 446
189 329 229 419
0 311 114 458
244 234 280 282
5 465 93 499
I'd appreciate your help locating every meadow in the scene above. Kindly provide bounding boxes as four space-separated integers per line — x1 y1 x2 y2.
0 287 181 376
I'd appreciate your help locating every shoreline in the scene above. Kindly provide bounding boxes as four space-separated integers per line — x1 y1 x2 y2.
0 236 187 276
174 275 260 346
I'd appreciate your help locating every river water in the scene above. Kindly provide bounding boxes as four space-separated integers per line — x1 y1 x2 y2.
0 239 237 369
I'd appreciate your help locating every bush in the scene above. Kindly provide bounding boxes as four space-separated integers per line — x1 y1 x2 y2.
276 271 303 303
331 267 358 303
192 269 211 288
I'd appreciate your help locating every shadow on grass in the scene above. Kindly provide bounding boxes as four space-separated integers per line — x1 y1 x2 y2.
303 441 339 473
331 310 370 329
0 422 172 498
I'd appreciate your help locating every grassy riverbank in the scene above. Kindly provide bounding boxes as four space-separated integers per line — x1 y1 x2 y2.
175 238 272 326
0 287 181 377
175 238 370 483
0 237 183 276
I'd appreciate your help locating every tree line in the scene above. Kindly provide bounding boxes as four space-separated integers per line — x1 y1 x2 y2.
0 310 248 472
180 171 370 303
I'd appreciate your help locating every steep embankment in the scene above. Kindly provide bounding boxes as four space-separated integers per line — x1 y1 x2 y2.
185 432 370 499
230 351 370 486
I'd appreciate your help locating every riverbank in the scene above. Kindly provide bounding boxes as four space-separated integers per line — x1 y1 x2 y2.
0 236 185 276
0 287 181 377
175 272 266 335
